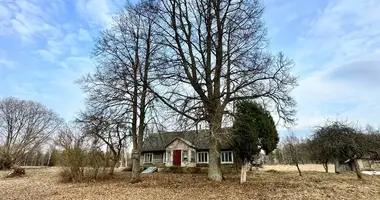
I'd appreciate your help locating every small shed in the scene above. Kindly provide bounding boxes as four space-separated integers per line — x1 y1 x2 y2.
335 158 380 173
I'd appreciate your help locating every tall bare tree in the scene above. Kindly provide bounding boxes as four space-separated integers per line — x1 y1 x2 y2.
150 0 297 180
78 1 158 182
0 97 61 168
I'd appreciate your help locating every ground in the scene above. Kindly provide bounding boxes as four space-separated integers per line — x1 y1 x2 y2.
1 165 379 200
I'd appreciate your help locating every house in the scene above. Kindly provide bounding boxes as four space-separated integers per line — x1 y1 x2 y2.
140 129 236 168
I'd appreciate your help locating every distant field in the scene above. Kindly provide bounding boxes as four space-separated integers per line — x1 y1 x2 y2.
261 164 335 172
1 165 379 200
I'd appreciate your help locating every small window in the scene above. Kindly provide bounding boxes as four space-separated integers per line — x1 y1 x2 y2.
144 153 153 163
182 150 188 161
163 152 166 163
167 151 172 162
221 151 233 164
191 150 196 162
197 152 208 163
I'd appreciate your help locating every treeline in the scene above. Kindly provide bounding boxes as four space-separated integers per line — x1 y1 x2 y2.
0 97 127 176
21 148 60 167
263 121 380 179
0 97 62 170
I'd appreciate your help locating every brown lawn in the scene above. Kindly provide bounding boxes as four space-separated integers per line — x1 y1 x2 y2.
1 165 379 200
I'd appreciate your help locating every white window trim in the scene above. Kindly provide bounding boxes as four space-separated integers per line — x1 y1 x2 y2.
163 152 166 163
167 151 172 163
182 150 188 161
197 151 209 163
144 153 153 163
221 151 234 164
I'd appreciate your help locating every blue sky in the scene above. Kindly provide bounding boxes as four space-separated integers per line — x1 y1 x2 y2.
1 0 380 137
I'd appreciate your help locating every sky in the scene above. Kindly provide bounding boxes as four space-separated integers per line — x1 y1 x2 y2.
0 0 379 138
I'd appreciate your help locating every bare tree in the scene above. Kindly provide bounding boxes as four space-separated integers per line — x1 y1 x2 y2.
150 0 297 180
283 133 302 176
0 97 62 168
77 1 158 183
311 120 375 179
77 111 129 175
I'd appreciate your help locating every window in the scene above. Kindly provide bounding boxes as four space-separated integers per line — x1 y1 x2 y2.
197 152 208 163
182 150 188 161
221 151 233 164
191 151 196 162
144 153 153 163
167 151 172 162
163 152 166 163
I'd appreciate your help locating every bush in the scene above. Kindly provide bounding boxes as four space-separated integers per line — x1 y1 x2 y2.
56 127 112 183
0 148 12 170
0 157 12 170
58 147 112 183
122 167 132 172
59 147 87 182
164 166 202 174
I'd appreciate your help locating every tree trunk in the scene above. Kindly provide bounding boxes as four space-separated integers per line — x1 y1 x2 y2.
131 149 141 183
296 163 302 176
109 159 118 175
323 162 328 173
334 160 340 174
240 161 248 184
47 152 51 167
208 120 223 181
353 159 362 179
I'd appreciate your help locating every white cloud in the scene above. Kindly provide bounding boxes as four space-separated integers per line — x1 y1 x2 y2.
0 59 15 69
0 4 10 20
0 50 16 69
0 0 63 42
78 28 93 42
37 28 93 62
292 0 380 133
76 0 115 27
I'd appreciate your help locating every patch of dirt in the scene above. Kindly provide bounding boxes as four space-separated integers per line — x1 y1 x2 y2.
0 165 379 200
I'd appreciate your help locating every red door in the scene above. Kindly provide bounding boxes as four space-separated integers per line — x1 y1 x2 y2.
173 150 181 166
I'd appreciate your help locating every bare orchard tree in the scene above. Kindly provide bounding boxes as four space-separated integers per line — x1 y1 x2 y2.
77 110 130 175
0 97 62 168
283 133 302 176
77 1 158 183
150 0 297 181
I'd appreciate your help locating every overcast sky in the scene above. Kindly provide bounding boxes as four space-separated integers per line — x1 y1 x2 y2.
1 0 379 137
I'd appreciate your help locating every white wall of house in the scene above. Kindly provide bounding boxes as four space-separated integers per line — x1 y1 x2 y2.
165 139 196 167
140 138 235 167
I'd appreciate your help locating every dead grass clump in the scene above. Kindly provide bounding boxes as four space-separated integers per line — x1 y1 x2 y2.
121 167 132 172
4 167 26 178
265 169 279 173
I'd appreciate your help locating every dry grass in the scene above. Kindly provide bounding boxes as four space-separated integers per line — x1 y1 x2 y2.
1 165 380 200
260 164 335 172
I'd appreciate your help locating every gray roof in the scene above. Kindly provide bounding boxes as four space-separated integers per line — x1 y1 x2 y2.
164 137 196 148
142 129 232 152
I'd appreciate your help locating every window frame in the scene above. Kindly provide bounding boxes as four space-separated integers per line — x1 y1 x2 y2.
220 151 234 164
197 151 209 164
166 151 172 163
182 150 188 161
144 153 153 163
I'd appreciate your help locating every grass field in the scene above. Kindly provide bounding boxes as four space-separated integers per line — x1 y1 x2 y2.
1 165 379 200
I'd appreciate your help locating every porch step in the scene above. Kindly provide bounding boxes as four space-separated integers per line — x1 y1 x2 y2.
141 167 157 174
